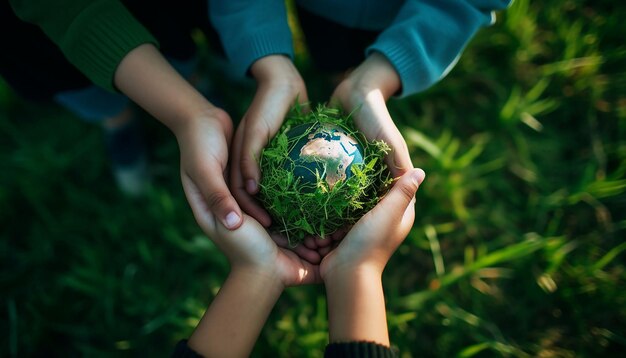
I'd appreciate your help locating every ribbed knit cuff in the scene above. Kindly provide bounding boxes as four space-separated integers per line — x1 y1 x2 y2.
60 0 158 92
365 0 506 98
325 341 396 358
228 27 294 77
366 42 430 98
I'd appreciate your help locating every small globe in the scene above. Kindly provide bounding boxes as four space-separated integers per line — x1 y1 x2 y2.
285 122 364 190
259 105 391 244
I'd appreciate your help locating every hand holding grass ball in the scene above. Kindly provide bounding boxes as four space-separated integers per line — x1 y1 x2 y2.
259 104 392 246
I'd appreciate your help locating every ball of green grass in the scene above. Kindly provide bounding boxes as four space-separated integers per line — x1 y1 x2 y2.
259 104 392 246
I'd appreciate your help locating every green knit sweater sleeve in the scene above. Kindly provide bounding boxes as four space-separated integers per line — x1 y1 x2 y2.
9 0 158 92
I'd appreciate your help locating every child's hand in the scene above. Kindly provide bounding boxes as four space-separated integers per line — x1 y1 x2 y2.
320 168 425 280
320 168 424 345
173 108 246 230
183 170 322 287
113 44 244 231
183 178 322 358
230 104 330 266
228 70 327 267
330 52 413 178
231 55 308 228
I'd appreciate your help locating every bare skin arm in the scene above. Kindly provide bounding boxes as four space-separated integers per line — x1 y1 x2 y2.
321 168 425 345
114 43 243 230
188 268 284 357
332 52 413 178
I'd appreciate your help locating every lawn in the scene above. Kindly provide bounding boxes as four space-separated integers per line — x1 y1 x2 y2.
1 0 625 356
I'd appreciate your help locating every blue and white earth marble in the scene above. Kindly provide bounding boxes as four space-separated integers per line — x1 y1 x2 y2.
286 122 364 189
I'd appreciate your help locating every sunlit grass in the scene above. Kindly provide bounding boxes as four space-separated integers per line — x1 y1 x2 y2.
1 0 625 356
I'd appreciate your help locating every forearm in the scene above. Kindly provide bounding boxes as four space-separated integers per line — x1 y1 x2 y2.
347 53 401 100
332 52 413 177
325 266 389 346
334 52 400 111
188 267 284 357
114 44 217 133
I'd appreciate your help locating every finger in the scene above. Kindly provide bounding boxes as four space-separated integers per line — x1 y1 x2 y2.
271 233 321 264
271 233 290 248
382 130 413 178
293 244 322 264
315 236 332 248
192 161 243 230
330 226 350 241
341 90 413 177
271 234 322 265
304 236 318 250
181 172 217 235
318 246 333 257
241 84 308 195
365 111 413 178
374 168 425 219
231 119 273 227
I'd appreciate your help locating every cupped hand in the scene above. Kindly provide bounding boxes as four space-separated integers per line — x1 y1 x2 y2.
231 110 327 266
320 168 425 280
175 107 244 231
112 44 245 231
183 168 322 287
331 52 413 178
231 55 308 228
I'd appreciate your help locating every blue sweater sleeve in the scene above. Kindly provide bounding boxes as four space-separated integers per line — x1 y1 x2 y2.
209 0 294 77
366 0 511 97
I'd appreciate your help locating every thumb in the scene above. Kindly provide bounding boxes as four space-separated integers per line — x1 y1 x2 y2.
333 87 413 178
181 173 216 235
194 163 243 230
241 86 308 195
376 168 425 217
383 130 413 178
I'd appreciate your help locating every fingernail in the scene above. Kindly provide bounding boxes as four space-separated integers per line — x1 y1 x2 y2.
224 211 241 229
412 169 426 187
246 179 258 194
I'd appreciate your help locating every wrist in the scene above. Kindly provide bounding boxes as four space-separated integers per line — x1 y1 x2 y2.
340 52 401 102
325 265 389 345
323 263 383 288
230 264 286 294
189 262 283 357
114 44 227 134
250 55 304 89
171 106 231 140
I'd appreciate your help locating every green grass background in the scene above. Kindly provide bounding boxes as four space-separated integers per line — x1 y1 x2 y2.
1 0 625 356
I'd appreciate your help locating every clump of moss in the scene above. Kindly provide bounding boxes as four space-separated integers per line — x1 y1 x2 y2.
258 104 392 246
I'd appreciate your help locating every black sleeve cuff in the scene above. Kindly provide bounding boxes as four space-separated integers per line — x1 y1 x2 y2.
325 341 396 358
171 339 203 358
